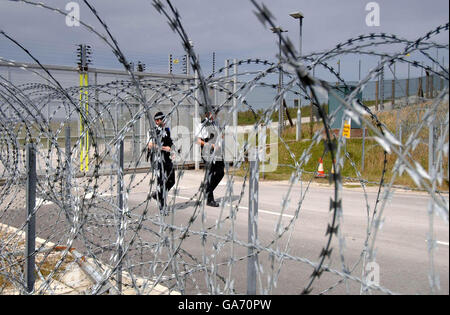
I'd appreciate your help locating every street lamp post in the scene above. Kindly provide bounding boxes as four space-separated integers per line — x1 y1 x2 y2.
271 26 288 136
290 11 304 141
289 11 304 56
189 40 201 170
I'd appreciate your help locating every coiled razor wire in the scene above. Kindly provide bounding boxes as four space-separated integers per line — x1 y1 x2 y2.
0 0 448 295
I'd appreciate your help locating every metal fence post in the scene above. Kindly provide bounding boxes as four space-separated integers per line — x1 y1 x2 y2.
406 63 410 98
247 147 259 295
431 73 435 98
375 80 379 111
194 70 200 170
65 125 71 182
296 98 302 141
391 79 395 108
25 143 37 294
429 122 435 174
233 59 238 164
380 61 385 110
392 63 396 108
361 122 366 172
7 66 11 119
65 126 72 222
427 116 438 294
417 76 423 97
117 139 124 294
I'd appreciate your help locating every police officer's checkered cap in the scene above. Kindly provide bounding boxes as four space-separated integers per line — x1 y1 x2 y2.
154 112 165 120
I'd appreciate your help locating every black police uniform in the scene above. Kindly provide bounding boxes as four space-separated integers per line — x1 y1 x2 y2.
149 123 175 213
199 118 224 207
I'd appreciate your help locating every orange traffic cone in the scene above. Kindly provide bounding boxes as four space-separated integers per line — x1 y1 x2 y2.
315 158 326 178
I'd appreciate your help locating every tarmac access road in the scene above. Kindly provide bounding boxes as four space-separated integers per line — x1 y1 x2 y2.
125 170 449 295
5 170 447 295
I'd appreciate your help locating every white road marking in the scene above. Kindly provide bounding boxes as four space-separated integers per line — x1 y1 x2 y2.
426 240 449 247
171 194 294 219
36 198 53 206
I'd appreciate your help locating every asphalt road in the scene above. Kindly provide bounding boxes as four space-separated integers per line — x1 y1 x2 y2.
122 170 449 295
4 169 448 295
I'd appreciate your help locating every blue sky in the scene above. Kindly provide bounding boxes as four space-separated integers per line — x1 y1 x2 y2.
0 0 448 80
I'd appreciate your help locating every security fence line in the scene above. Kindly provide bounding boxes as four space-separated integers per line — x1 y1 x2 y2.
0 0 448 295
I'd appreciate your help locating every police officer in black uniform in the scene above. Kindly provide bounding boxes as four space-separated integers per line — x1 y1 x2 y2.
148 112 175 215
197 110 224 207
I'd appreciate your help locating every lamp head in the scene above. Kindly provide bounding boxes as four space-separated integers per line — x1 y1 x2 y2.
289 11 304 19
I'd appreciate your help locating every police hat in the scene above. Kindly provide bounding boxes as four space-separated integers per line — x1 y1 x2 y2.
154 112 165 120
